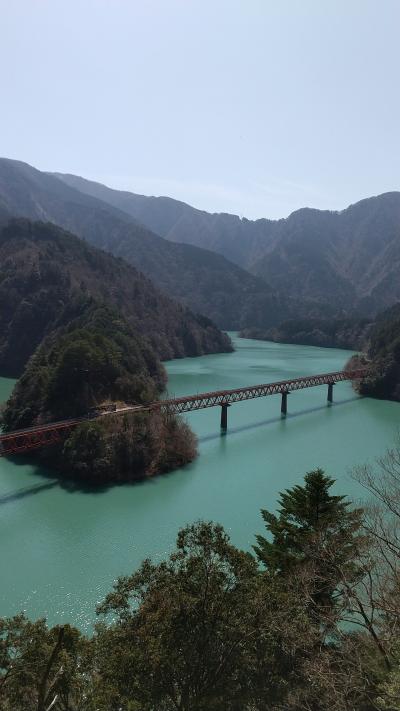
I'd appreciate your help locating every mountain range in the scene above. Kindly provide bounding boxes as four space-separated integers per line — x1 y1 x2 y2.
56 172 400 316
2 157 400 333
0 158 293 330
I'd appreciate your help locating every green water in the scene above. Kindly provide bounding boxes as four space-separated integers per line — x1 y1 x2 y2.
0 335 398 631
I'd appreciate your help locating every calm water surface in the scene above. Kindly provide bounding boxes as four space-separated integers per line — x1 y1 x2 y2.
0 335 398 631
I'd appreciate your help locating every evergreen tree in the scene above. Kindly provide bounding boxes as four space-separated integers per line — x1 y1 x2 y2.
254 469 366 626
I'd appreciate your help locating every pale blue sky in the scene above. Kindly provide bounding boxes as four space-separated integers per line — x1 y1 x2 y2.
1 0 399 219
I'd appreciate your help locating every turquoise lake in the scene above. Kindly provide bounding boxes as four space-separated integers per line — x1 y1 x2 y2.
0 335 397 631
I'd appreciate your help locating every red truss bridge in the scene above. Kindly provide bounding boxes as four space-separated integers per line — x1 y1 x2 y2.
0 368 371 457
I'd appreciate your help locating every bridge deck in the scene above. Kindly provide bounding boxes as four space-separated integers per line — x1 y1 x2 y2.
156 368 369 413
0 368 371 456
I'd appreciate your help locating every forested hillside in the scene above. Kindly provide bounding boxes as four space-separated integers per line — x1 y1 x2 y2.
251 195 400 313
55 171 272 266
0 158 295 330
241 316 373 351
0 219 232 485
2 302 196 483
58 172 400 316
0 219 232 483
350 304 400 401
0 219 231 376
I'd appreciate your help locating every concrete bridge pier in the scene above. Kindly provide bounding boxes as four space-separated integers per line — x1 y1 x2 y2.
327 382 335 404
220 402 231 430
281 390 289 417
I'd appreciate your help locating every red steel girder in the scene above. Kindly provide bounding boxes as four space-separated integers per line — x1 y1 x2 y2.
0 420 81 456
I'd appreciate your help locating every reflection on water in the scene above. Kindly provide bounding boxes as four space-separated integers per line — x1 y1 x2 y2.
199 395 361 443
0 481 58 506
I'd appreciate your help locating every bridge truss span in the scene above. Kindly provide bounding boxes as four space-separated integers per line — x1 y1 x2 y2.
155 368 370 415
0 367 372 456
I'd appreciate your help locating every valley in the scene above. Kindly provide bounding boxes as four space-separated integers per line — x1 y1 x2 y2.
3 3 400 705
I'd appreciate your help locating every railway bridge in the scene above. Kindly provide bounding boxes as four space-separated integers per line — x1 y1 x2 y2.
0 367 371 457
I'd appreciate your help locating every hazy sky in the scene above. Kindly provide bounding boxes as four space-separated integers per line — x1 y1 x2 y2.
1 0 399 219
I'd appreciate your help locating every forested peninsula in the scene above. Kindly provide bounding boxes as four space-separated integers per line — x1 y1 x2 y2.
0 219 232 483
347 304 400 402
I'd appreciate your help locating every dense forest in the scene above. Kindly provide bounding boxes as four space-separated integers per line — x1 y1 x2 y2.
2 464 400 710
0 219 234 482
348 304 400 402
0 218 231 376
241 316 373 350
1 299 197 484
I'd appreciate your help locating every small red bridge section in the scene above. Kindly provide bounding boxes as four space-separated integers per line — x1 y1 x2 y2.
0 419 84 457
0 368 371 457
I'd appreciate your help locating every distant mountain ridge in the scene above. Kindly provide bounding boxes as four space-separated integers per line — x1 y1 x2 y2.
0 158 295 330
56 172 400 315
54 171 270 266
3 158 400 326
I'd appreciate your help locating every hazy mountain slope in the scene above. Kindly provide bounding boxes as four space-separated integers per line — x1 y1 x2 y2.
0 158 292 329
252 195 400 312
0 219 232 376
55 172 272 266
56 173 400 315
54 172 198 243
